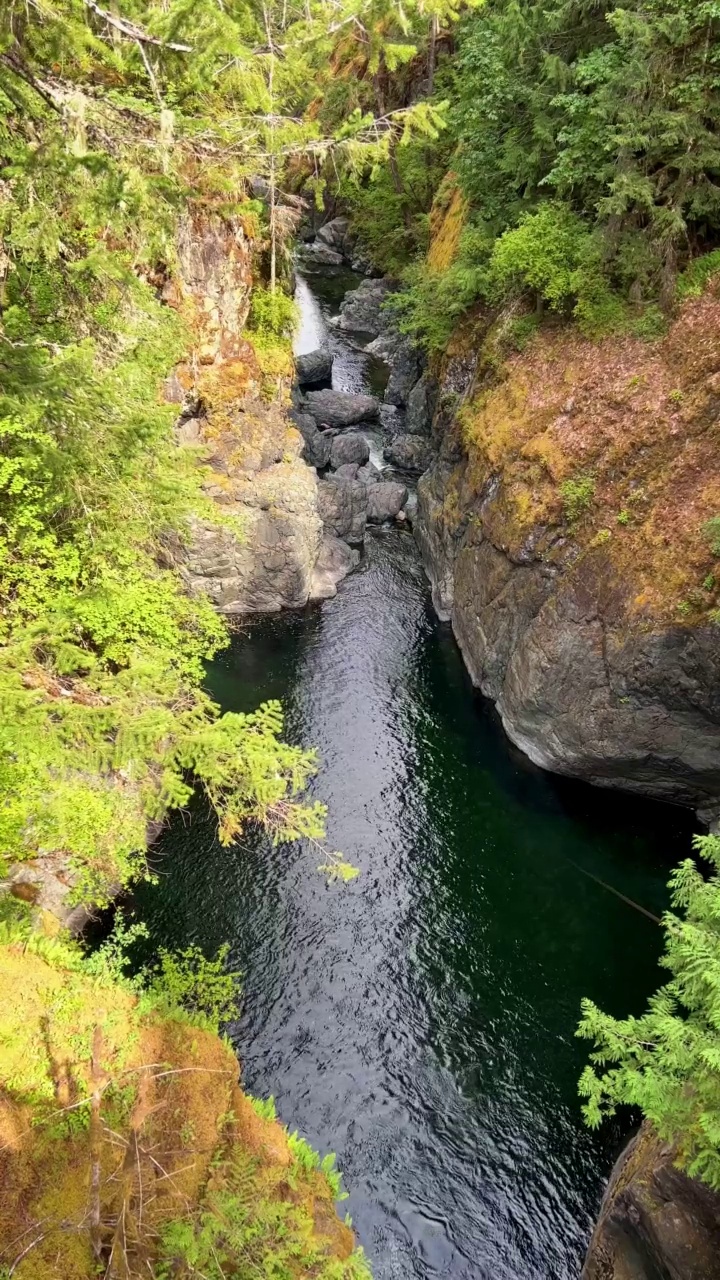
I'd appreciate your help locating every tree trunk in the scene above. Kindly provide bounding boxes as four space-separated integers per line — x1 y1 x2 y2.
427 15 438 94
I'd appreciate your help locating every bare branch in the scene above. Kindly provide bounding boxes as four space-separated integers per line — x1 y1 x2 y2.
82 0 193 53
0 52 62 113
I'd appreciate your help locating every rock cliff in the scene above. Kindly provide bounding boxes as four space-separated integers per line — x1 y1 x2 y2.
415 290 720 818
582 1125 720 1280
164 212 354 611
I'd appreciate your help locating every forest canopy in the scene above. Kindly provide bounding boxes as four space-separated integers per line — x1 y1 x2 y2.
378 0 720 345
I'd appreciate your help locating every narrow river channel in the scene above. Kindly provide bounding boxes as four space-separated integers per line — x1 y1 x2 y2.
132 274 696 1279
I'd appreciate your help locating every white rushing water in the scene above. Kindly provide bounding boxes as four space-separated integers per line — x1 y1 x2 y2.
293 274 327 355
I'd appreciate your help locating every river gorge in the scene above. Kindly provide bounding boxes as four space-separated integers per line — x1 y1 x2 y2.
131 272 698 1280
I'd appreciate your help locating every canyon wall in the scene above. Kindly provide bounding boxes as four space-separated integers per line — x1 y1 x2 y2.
415 289 720 821
163 211 344 613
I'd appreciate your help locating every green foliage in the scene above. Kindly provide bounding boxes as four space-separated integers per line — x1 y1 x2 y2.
318 856 361 882
704 517 720 558
339 133 450 275
248 287 298 340
388 0 720 351
155 1172 368 1280
288 1132 347 1200
578 834 720 1190
389 221 494 351
83 912 150 987
156 1146 373 1280
560 475 596 524
505 313 542 352
677 251 720 301
451 0 720 308
631 304 668 341
144 944 240 1032
488 205 615 330
0 2 332 903
249 1094 278 1121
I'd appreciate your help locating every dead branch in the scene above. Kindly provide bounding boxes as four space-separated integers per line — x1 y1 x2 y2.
89 1026 105 1266
82 0 193 52
0 52 62 113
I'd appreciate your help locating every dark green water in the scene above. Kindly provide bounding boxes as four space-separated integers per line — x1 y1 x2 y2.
133 528 695 1280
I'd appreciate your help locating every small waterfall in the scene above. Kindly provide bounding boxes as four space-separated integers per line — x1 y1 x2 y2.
293 275 327 355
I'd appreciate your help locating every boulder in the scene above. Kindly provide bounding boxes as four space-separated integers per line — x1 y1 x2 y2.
289 410 332 470
304 389 380 428
403 491 418 525
384 340 423 407
334 463 360 480
309 534 360 600
182 399 324 615
367 481 408 523
405 371 438 435
316 217 354 256
297 241 344 274
582 1124 720 1280
365 330 404 363
302 430 332 470
384 434 434 473
289 410 321 444
295 347 333 387
336 278 394 337
330 433 370 470
175 416 203 446
357 462 382 485
351 248 378 276
317 476 368 544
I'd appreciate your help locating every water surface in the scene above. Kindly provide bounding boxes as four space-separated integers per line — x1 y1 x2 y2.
134 529 693 1279
132 275 696 1279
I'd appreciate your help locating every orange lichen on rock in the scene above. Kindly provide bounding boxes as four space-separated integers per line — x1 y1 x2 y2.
451 285 720 625
0 943 361 1280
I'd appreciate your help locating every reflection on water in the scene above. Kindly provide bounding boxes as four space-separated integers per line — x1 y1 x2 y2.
134 528 695 1280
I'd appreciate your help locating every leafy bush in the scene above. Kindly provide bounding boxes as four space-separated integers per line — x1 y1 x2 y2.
248 286 298 339
144 943 240 1032
0 99 322 901
156 1145 372 1280
505 313 542 352
488 205 625 335
560 475 596 523
339 133 449 275
578 834 720 1190
489 205 591 310
451 0 720 310
677 250 720 301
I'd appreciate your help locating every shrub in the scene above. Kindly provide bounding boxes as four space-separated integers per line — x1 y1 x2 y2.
388 221 494 352
560 475 596 523
488 205 625 335
677 250 720 301
248 286 298 339
144 943 240 1032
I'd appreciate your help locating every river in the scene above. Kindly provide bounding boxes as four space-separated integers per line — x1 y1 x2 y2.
132 272 696 1279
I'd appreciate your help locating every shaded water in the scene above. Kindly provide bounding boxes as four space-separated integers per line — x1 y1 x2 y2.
132 276 696 1278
